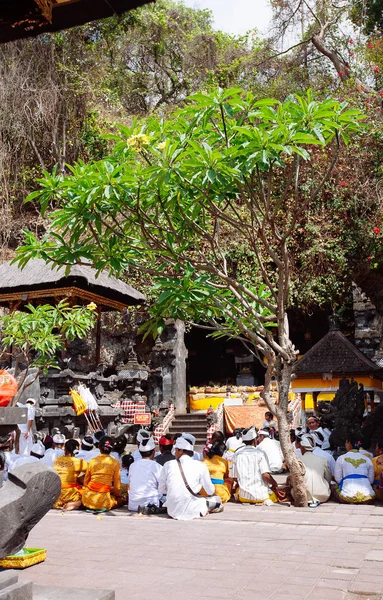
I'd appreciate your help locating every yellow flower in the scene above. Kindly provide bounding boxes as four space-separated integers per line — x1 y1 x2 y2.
87 302 97 311
126 133 151 150
157 141 166 150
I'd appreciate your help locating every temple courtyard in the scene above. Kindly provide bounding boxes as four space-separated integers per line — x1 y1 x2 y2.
19 502 383 600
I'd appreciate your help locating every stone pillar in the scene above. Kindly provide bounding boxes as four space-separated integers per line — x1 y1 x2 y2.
172 320 188 414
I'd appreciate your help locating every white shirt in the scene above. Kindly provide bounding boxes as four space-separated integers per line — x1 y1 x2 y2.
132 448 142 462
225 436 243 452
313 447 336 476
83 448 100 461
40 448 64 467
262 420 277 430
121 468 129 484
257 438 283 473
300 452 332 503
128 459 163 511
232 445 271 502
158 455 214 520
76 448 95 461
334 450 375 501
18 405 35 433
3 451 20 481
11 456 40 470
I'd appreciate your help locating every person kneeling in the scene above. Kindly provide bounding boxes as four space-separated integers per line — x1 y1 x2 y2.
128 437 163 514
82 436 124 512
158 436 223 520
54 439 87 511
232 427 285 505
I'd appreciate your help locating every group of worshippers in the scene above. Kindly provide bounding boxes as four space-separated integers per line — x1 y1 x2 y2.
290 415 383 506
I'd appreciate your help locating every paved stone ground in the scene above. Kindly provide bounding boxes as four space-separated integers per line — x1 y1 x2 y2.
19 502 383 600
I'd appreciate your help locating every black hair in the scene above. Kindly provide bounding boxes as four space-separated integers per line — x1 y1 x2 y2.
208 441 225 458
122 454 134 470
290 429 296 443
99 436 115 454
81 435 94 450
43 436 53 450
376 439 383 451
140 449 154 458
233 428 242 440
0 451 5 471
182 449 194 458
159 434 174 452
265 411 274 419
113 434 127 455
211 431 225 444
243 440 254 446
173 433 182 440
345 431 370 451
65 439 80 457
94 430 106 448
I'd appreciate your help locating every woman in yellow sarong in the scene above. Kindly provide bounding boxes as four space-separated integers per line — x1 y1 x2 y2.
82 436 123 512
202 441 232 503
54 439 88 511
372 439 383 502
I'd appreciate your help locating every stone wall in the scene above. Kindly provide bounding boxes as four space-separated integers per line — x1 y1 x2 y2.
352 282 383 361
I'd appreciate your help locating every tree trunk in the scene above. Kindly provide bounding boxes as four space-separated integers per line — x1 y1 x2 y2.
262 358 308 506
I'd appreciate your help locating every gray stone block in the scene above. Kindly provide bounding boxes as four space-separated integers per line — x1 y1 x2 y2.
0 463 61 558
0 571 18 592
0 580 32 600
33 585 115 600
0 409 27 438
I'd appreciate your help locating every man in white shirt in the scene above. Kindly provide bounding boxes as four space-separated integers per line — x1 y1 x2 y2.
182 433 202 461
76 436 95 460
17 398 36 457
0 433 19 482
257 429 284 474
41 433 65 467
11 441 46 470
132 429 151 462
128 437 163 512
311 431 336 476
159 436 222 520
296 434 332 505
232 427 284 505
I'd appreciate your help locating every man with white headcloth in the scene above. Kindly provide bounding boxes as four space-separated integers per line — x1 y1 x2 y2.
158 436 222 520
128 437 163 513
16 398 36 457
132 429 151 462
311 430 336 476
181 433 202 461
257 429 284 474
232 427 285 505
41 433 65 467
295 434 332 506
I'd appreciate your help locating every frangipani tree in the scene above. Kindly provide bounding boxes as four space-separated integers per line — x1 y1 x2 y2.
16 88 364 504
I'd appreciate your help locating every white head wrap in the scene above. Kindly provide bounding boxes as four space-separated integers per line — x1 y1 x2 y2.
300 434 316 451
182 433 196 446
53 433 66 445
175 437 194 452
242 427 257 442
26 398 36 406
139 437 156 452
31 441 45 457
81 438 93 449
137 429 150 443
258 430 270 438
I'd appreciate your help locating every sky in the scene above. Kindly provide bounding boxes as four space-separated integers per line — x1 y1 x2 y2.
182 0 272 36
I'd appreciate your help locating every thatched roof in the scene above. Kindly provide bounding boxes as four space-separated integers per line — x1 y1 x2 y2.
294 328 381 377
0 259 145 311
0 0 153 44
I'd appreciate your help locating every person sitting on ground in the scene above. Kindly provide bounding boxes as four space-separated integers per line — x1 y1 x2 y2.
257 429 284 474
76 435 94 460
84 430 105 461
311 431 336 476
82 436 123 512
41 433 65 467
111 434 128 464
371 439 383 502
182 433 202 460
128 437 163 513
262 411 277 433
11 441 45 470
159 436 223 520
53 439 88 511
132 429 151 461
202 441 232 503
211 431 225 444
295 434 332 506
333 433 375 504
306 416 331 450
120 453 134 499
156 435 175 466
232 427 285 505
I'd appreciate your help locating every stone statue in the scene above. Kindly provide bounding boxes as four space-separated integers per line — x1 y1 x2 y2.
0 462 61 558
328 376 366 449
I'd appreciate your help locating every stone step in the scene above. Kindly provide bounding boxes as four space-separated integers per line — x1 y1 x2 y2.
0 580 33 600
168 423 207 430
173 414 207 420
33 585 115 600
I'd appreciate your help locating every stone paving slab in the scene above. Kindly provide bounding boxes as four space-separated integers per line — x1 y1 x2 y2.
15 502 383 600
